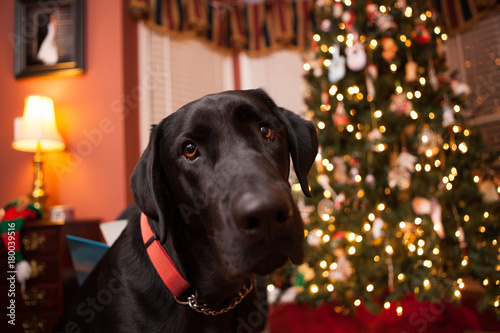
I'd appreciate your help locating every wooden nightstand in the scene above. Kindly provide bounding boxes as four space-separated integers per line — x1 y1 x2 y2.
0 219 102 333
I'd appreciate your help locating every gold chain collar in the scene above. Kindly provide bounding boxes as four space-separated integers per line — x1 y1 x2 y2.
174 278 254 316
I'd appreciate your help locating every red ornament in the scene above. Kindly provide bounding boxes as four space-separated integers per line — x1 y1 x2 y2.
412 24 431 45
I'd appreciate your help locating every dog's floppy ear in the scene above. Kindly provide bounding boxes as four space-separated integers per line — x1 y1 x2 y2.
130 124 171 243
275 107 318 197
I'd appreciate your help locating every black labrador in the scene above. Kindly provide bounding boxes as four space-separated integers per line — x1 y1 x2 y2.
54 89 318 333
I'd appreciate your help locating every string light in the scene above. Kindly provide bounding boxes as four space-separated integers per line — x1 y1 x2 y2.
397 306 403 316
462 256 468 266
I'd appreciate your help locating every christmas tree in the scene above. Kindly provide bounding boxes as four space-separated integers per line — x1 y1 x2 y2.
274 0 500 318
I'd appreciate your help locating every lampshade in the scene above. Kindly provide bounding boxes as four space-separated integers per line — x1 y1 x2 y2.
12 95 65 152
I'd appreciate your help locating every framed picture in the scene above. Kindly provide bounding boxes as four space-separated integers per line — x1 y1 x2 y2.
14 0 85 78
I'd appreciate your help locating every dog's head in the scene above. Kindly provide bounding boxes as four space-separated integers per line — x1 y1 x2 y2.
131 89 318 281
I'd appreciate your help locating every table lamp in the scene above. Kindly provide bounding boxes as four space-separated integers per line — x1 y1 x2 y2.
12 95 66 212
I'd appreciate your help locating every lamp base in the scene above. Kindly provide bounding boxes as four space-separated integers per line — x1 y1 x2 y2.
30 193 46 214
30 149 47 217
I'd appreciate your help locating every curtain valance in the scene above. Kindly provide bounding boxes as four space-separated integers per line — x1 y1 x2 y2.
129 0 315 54
129 0 499 55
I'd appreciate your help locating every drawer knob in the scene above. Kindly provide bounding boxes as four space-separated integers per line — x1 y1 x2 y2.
29 260 46 279
22 288 47 307
22 316 47 333
23 233 46 251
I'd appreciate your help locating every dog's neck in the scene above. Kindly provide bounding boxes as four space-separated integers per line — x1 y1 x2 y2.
142 213 252 311
166 227 251 309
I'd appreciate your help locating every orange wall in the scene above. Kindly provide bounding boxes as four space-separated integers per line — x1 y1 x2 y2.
0 0 139 221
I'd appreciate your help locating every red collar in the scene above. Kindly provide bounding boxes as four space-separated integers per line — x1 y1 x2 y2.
140 213 190 297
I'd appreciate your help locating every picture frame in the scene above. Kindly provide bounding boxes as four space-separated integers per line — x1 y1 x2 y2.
14 0 85 78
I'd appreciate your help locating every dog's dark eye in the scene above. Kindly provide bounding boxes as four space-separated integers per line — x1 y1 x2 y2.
260 126 276 141
183 143 198 160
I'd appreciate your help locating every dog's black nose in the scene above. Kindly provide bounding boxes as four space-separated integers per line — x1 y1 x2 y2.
232 188 293 236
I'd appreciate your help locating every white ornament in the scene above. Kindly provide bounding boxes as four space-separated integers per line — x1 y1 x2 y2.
346 41 367 72
431 199 444 239
388 167 411 190
298 197 315 225
442 103 455 128
329 253 351 282
307 230 322 247
372 217 384 239
365 64 378 98
479 180 499 203
333 157 349 185
450 79 471 97
318 174 337 198
397 150 418 173
16 260 32 295
412 197 432 215
328 44 346 83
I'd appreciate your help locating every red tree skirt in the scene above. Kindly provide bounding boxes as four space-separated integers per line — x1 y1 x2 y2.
268 296 500 333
